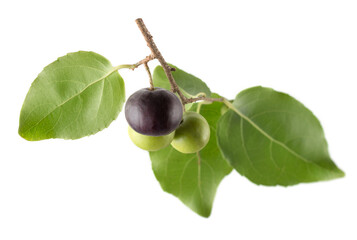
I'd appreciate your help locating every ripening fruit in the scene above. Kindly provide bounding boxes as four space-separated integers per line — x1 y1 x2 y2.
171 111 210 153
125 88 183 136
128 126 175 151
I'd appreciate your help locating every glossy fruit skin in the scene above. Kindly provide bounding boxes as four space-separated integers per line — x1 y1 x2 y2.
171 111 210 153
128 126 175 151
125 88 183 136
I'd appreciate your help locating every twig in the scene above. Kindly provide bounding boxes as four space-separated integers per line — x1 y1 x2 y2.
135 18 223 105
135 18 186 101
130 55 155 70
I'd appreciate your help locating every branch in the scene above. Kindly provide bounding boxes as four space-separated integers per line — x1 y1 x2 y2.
135 18 187 102
135 18 223 105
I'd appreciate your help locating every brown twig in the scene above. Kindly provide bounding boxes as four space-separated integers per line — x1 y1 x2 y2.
130 55 155 70
135 18 222 105
135 19 176 90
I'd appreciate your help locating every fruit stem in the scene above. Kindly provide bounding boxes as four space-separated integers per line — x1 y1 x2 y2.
144 62 154 90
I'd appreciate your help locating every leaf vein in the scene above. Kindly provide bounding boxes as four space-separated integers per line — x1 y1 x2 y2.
179 156 196 198
240 119 264 178
21 68 118 134
231 106 322 167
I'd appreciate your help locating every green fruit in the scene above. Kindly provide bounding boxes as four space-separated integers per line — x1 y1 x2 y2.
171 111 210 153
128 126 175 151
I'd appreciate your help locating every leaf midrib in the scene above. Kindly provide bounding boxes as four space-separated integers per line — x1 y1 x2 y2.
21 67 117 134
228 103 330 169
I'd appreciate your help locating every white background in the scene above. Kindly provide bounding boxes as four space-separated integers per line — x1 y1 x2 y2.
1 0 356 239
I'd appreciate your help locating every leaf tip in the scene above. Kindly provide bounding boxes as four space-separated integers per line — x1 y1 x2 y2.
336 168 345 178
18 129 32 141
199 210 211 218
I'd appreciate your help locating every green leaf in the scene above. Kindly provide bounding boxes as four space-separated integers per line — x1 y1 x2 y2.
149 94 232 217
153 64 211 98
217 86 344 186
19 51 125 141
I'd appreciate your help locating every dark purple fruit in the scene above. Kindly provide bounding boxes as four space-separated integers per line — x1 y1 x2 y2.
125 88 183 136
